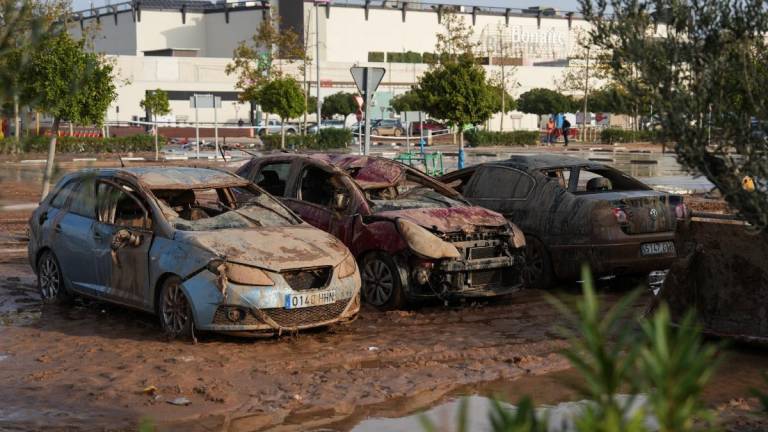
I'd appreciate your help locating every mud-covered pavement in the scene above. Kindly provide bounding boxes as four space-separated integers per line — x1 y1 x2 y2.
0 247 575 431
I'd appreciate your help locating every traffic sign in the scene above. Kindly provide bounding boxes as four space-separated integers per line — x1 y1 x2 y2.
350 67 386 155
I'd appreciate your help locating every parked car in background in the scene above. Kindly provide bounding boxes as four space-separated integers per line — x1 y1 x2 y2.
237 155 526 310
440 155 689 289
371 119 406 137
28 167 360 338
256 119 298 136
410 119 446 136
308 119 346 134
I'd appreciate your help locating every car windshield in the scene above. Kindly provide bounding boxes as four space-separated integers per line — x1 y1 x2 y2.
152 185 300 231
365 172 465 211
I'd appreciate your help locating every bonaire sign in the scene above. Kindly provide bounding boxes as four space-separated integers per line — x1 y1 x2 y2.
481 24 572 58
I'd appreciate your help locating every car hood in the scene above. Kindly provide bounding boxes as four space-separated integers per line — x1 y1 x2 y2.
176 225 350 272
374 207 507 233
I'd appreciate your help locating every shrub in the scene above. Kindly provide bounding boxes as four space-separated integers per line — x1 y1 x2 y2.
600 128 661 144
422 52 438 64
368 51 384 62
260 129 351 151
0 134 158 154
463 129 539 147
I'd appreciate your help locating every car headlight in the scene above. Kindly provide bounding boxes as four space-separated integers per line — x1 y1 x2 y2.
396 219 461 260
337 253 358 279
207 260 274 286
508 223 526 249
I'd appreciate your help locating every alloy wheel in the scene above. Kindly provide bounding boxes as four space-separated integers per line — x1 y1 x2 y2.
39 254 61 301
161 281 191 336
362 259 394 306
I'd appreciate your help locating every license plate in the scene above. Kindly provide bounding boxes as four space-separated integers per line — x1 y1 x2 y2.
640 241 676 257
284 290 337 309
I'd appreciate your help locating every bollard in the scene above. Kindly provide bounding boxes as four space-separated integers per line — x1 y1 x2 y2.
458 147 465 169
419 137 425 155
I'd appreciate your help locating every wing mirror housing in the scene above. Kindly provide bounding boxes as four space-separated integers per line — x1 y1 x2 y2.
333 192 350 212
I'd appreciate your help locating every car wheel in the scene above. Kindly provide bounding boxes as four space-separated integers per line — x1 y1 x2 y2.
159 276 194 340
394 128 403 137
286 129 296 135
371 128 380 136
37 250 70 304
258 129 266 137
521 237 554 290
361 252 405 310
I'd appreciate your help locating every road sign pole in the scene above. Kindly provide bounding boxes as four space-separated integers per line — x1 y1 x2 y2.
194 94 200 159
214 102 219 161
363 68 371 155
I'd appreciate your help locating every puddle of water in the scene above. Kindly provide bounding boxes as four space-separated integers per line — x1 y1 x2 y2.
351 394 655 432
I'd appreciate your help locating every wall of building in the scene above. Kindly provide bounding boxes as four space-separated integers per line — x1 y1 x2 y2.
136 10 208 55
203 9 266 58
70 11 137 55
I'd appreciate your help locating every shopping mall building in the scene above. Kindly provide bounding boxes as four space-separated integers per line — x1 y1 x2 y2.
68 0 596 130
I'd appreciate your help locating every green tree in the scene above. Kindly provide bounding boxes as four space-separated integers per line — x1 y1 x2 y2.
517 88 574 126
390 90 422 113
0 0 64 148
414 10 494 149
581 0 768 229
579 85 632 115
321 92 356 119
257 77 305 149
488 84 516 114
22 31 117 196
140 89 171 160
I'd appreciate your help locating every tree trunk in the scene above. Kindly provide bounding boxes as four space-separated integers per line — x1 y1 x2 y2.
280 117 286 150
41 117 60 199
13 95 20 153
153 114 159 161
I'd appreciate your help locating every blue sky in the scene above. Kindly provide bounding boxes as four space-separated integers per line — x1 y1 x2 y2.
71 0 582 13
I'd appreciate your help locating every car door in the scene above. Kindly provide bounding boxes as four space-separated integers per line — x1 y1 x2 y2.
245 159 295 198
463 165 536 229
91 179 155 308
58 178 102 294
44 179 100 294
284 162 336 232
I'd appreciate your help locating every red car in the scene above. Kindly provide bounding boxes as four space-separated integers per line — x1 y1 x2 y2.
410 119 447 136
236 155 526 310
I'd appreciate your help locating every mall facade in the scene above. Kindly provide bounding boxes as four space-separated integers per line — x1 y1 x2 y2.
69 0 596 130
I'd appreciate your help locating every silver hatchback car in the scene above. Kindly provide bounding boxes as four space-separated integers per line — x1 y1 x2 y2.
28 167 361 338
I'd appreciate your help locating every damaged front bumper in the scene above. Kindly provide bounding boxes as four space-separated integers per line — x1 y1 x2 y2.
181 269 361 334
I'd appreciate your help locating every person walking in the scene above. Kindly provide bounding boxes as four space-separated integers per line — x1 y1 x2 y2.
562 117 571 146
546 117 556 146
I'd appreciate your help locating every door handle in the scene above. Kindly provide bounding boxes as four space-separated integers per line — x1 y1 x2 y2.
54 224 62 233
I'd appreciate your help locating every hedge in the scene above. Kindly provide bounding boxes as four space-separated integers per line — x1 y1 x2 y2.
261 128 353 151
600 128 661 144
464 130 540 147
368 51 385 62
0 134 159 154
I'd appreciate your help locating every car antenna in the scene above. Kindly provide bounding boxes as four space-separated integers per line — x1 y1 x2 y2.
218 144 227 162
118 155 125 168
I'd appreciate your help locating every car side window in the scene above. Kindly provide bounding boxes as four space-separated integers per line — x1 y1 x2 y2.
298 166 335 207
69 179 97 218
472 166 534 200
96 182 152 229
443 170 475 194
254 161 291 197
50 180 79 209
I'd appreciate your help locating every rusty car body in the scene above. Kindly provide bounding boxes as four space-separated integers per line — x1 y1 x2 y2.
236 155 526 309
27 167 360 338
440 155 688 288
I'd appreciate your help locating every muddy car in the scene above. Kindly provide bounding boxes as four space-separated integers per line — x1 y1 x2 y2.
236 155 526 309
28 167 360 338
440 155 689 288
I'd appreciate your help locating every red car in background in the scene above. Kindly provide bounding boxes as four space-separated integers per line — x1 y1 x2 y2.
410 119 446 136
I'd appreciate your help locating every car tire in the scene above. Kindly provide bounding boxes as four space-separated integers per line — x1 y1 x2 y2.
361 252 406 310
286 129 296 135
394 128 403 137
37 250 70 304
159 276 194 340
258 129 266 137
371 128 380 136
521 237 554 290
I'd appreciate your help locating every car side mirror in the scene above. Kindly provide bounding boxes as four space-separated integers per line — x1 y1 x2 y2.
333 192 350 211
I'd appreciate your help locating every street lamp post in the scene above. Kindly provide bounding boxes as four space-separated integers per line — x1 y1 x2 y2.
315 1 322 127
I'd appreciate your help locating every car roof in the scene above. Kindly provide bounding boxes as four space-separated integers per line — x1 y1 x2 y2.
72 167 247 189
494 154 603 171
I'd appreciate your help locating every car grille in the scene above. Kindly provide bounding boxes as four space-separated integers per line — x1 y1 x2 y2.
282 267 331 291
443 230 501 243
213 298 351 328
468 246 498 260
259 299 350 328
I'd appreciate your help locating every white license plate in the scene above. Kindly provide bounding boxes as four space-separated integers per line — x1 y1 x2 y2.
640 241 676 257
284 290 337 309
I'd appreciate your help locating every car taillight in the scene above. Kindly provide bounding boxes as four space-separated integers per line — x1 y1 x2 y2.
612 207 629 225
675 203 690 219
